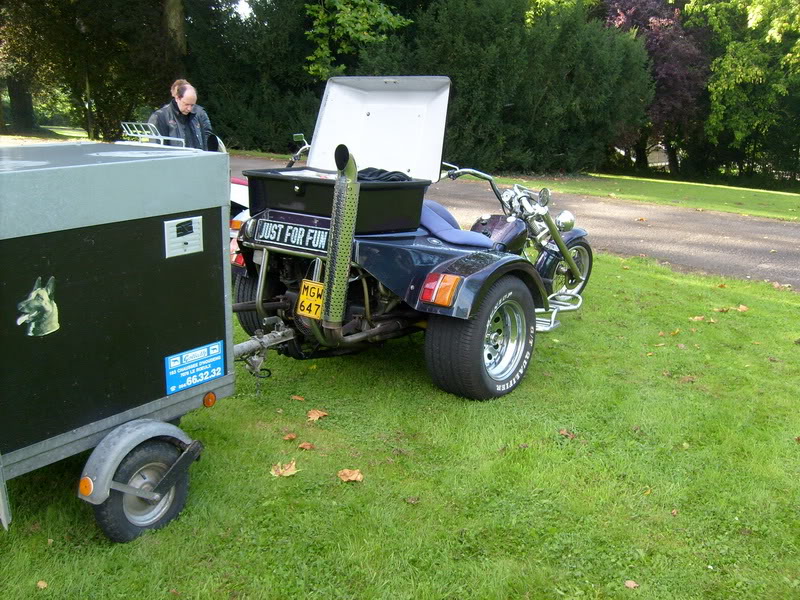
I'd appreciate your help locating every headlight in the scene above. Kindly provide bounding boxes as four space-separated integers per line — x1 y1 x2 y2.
537 188 550 207
555 210 575 232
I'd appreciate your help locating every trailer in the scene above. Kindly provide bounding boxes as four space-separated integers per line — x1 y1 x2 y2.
0 142 237 542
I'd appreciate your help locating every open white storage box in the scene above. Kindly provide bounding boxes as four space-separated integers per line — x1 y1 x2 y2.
307 76 451 182
243 76 452 233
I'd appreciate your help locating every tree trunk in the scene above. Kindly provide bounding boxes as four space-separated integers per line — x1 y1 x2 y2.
7 77 35 131
633 135 649 172
0 80 7 133
163 0 186 76
664 141 680 175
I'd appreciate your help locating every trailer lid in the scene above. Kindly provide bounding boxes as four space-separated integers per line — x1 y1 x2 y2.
307 76 451 183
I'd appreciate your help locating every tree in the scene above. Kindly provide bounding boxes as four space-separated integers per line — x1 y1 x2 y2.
304 0 411 80
606 0 710 173
680 0 800 180
0 0 183 140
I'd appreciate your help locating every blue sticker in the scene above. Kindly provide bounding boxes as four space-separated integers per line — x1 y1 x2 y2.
165 340 224 395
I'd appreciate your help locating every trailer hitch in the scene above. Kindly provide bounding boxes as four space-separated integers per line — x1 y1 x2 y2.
233 317 295 379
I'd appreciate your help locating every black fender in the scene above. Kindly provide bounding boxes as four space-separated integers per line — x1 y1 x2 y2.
534 228 588 289
412 251 549 319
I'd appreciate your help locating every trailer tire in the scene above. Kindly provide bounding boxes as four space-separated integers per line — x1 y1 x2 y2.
234 274 262 336
425 275 535 400
92 440 189 543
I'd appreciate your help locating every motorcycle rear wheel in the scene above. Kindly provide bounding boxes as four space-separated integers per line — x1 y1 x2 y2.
234 274 263 336
425 275 535 400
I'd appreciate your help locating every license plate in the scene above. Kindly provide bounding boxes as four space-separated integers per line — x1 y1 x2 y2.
297 279 324 320
254 219 329 254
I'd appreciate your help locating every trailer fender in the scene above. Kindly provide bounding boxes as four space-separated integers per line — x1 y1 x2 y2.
78 419 193 505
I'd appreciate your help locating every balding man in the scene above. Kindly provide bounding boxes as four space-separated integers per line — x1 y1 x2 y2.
148 83 208 150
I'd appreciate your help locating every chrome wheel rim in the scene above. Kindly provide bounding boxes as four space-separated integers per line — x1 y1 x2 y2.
553 245 590 297
483 298 526 381
122 461 175 527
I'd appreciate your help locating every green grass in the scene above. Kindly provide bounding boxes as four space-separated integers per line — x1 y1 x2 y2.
494 173 800 221
2 255 798 599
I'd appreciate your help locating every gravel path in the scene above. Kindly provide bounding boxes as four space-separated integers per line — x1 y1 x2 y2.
233 156 800 289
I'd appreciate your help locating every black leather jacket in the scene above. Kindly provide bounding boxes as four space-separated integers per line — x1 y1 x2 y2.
147 100 207 150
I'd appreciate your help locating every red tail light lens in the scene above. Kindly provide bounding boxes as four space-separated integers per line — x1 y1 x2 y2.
420 273 461 307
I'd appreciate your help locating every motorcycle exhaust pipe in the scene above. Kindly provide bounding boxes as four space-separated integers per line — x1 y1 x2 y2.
322 144 360 330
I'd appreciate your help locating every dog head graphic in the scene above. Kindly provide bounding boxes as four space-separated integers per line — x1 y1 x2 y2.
17 276 60 337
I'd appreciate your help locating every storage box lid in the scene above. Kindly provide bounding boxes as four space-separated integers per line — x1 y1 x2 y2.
307 76 450 183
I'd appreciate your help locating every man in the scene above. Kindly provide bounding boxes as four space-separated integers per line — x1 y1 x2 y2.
148 83 207 150
170 79 213 145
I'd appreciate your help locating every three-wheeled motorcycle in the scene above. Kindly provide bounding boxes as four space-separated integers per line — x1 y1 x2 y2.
235 76 592 400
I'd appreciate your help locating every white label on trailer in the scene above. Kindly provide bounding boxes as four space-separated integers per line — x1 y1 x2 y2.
164 216 203 258
164 340 224 394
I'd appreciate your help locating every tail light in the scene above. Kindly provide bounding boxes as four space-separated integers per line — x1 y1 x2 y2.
420 273 461 307
229 238 245 267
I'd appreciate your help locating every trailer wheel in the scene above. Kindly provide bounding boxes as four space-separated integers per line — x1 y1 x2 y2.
93 440 189 542
234 274 262 336
425 275 535 400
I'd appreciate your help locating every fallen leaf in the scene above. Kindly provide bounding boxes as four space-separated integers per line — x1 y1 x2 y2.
662 370 672 377
636 217 647 222
714 307 730 313
307 409 329 422
624 580 639 589
270 460 299 477
298 442 315 450
768 356 781 363
37 581 48 590
518 443 529 449
283 433 297 441
276 408 284 414
670 328 681 336
654 343 665 347
795 436 800 444
737 305 749 312
752 341 762 345
689 316 705 322
622 266 631 270
643 487 652 495
679 376 696 384
671 509 679 517
47 539 53 546
291 395 305 402
709 318 717 324
717 283 727 288
405 496 420 504
338 469 364 482
646 352 654 357
558 428 576 440
658 331 665 337
677 343 687 350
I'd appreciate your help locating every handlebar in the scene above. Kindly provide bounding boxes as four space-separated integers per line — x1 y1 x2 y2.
446 167 504 204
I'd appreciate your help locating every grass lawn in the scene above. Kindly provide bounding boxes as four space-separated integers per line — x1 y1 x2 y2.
494 173 800 222
2 255 798 599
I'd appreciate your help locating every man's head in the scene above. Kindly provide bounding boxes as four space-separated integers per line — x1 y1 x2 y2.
171 79 189 98
175 84 197 115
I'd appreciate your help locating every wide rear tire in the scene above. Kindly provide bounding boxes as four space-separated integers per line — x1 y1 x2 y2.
425 276 535 400
234 273 263 336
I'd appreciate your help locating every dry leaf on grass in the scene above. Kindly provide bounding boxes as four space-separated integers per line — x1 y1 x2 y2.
405 496 420 504
270 460 299 477
713 307 730 313
737 305 749 312
337 469 364 482
717 283 727 288
291 395 305 401
558 428 576 439
298 442 315 450
624 580 640 589
36 581 48 590
679 376 696 384
283 433 297 441
689 316 705 322
307 409 329 422
670 328 681 336
671 509 679 516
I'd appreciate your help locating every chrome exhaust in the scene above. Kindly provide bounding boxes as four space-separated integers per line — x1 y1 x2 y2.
322 144 360 330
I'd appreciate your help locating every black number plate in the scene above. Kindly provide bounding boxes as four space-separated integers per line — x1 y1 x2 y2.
254 219 329 254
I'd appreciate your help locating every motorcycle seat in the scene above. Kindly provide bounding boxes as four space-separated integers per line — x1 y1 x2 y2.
420 200 494 249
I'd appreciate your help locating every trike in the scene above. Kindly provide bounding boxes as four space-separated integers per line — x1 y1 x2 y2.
233 76 592 400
